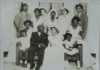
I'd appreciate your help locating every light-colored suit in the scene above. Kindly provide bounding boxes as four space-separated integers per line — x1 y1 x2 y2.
14 12 31 37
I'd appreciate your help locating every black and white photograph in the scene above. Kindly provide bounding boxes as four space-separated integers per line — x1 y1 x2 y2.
0 0 100 70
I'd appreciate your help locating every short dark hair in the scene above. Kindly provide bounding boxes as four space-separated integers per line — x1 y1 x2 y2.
64 33 72 37
34 8 41 13
63 33 72 40
41 8 47 13
20 3 28 12
75 4 83 9
24 20 33 27
64 8 69 13
71 16 80 23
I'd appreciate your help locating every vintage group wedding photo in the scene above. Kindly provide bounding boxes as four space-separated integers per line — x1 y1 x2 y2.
0 0 100 70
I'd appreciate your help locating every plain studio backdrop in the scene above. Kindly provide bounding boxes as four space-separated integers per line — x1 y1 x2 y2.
0 0 100 70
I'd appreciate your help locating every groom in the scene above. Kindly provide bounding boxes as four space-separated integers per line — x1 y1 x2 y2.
29 25 49 70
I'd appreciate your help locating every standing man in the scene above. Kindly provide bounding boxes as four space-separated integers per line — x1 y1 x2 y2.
75 4 88 40
14 3 31 38
29 25 49 70
32 8 42 32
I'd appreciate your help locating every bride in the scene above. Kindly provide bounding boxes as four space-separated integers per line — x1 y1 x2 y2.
41 27 66 70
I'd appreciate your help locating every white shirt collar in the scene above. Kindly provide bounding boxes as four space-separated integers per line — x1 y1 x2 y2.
38 32 41 36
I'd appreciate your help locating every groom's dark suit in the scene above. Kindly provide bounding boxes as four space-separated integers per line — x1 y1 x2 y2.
29 32 49 70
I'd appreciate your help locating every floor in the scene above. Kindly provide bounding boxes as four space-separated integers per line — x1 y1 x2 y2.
1 54 96 70
2 55 96 70
2 61 83 70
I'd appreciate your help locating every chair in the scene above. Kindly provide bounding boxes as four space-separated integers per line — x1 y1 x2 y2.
16 42 20 65
64 44 83 68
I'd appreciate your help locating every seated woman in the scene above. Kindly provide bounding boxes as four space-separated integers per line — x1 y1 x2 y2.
63 32 83 69
41 27 66 70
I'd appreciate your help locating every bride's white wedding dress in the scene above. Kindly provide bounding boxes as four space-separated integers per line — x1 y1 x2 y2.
40 33 65 70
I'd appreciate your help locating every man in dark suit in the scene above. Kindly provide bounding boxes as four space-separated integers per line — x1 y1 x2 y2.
29 25 49 70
